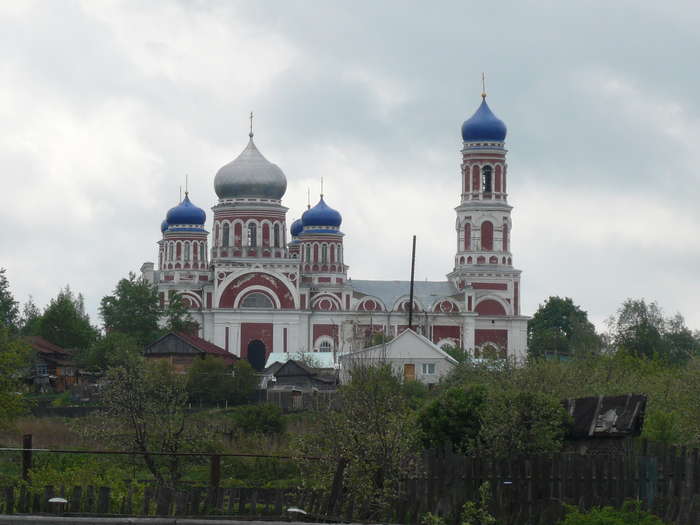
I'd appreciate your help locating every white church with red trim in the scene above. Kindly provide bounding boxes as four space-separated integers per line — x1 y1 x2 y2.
141 95 528 370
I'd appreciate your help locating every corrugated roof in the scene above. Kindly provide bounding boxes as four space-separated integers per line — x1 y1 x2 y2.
350 279 461 310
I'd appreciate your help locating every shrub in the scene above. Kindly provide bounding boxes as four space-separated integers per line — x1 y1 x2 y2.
559 501 664 525
226 404 285 435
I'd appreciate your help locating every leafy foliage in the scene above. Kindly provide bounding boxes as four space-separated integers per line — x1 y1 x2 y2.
18 296 42 336
479 389 569 458
608 299 699 364
0 326 31 426
186 356 257 406
39 286 97 350
559 501 664 525
88 359 214 488
225 404 285 435
297 364 420 518
442 345 469 363
76 331 142 373
528 296 599 359
460 482 496 525
418 386 487 454
100 273 162 346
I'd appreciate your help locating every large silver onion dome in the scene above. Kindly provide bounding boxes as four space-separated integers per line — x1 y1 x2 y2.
214 135 287 200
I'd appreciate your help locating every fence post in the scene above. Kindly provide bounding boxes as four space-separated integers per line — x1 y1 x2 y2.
210 454 221 488
21 434 32 482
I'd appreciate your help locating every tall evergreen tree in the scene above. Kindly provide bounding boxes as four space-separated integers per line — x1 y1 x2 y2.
39 286 98 349
0 268 19 332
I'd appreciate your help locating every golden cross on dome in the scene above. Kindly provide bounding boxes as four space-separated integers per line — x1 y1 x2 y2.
249 111 254 137
320 176 324 198
481 72 487 99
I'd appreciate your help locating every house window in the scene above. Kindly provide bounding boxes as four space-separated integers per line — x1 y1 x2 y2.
421 363 436 375
36 363 48 375
319 340 332 352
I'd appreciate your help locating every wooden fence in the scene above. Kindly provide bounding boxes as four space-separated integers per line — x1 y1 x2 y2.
3 442 700 523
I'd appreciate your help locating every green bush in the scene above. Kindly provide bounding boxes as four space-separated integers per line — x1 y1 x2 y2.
559 502 664 525
226 404 285 435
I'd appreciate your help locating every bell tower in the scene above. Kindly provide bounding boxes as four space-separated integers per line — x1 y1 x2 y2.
448 89 526 358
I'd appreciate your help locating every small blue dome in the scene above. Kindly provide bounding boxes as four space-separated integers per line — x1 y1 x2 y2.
160 219 169 233
165 194 206 226
461 98 507 142
302 197 342 229
290 218 303 237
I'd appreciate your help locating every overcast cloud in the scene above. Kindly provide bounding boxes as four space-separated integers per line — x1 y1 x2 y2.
1 0 699 331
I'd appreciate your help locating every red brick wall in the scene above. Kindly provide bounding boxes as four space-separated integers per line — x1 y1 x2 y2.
241 323 273 357
218 273 295 309
313 324 338 344
475 299 506 316
475 329 508 349
433 325 460 344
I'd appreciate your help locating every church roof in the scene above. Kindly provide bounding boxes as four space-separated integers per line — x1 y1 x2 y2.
350 279 460 310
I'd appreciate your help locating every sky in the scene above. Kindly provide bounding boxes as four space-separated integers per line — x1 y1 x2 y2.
1 0 699 332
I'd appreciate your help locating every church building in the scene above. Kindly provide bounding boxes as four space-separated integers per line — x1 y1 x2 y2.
141 95 528 370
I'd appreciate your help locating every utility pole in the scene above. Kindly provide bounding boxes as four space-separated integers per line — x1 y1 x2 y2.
408 235 416 330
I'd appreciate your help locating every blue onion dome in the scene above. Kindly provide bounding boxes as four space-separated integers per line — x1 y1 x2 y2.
461 97 507 142
165 193 206 225
160 219 169 233
302 196 342 228
214 135 287 200
290 218 303 237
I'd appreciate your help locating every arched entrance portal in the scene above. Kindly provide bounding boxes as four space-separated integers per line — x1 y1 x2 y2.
247 340 267 371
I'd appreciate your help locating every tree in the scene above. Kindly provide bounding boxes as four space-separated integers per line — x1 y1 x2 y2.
479 389 569 458
0 326 31 426
18 296 42 336
297 365 420 518
528 296 599 359
100 273 161 346
39 286 97 349
418 386 486 454
164 293 199 335
76 332 142 373
608 299 700 364
91 359 212 488
186 356 256 406
0 268 19 332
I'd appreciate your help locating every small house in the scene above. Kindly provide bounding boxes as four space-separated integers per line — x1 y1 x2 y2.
24 336 79 393
144 332 237 373
338 328 457 385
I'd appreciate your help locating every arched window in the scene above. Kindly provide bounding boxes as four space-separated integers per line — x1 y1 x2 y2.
240 292 274 308
321 244 328 263
200 244 205 261
319 340 332 352
481 221 493 251
305 244 311 262
464 223 471 250
472 165 480 193
214 224 219 246
482 166 493 193
222 223 230 247
502 223 509 252
330 244 335 262
184 243 190 260
247 223 257 247
273 223 280 248
176 242 182 258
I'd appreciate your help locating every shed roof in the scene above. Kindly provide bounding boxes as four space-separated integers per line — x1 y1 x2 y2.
144 332 237 365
